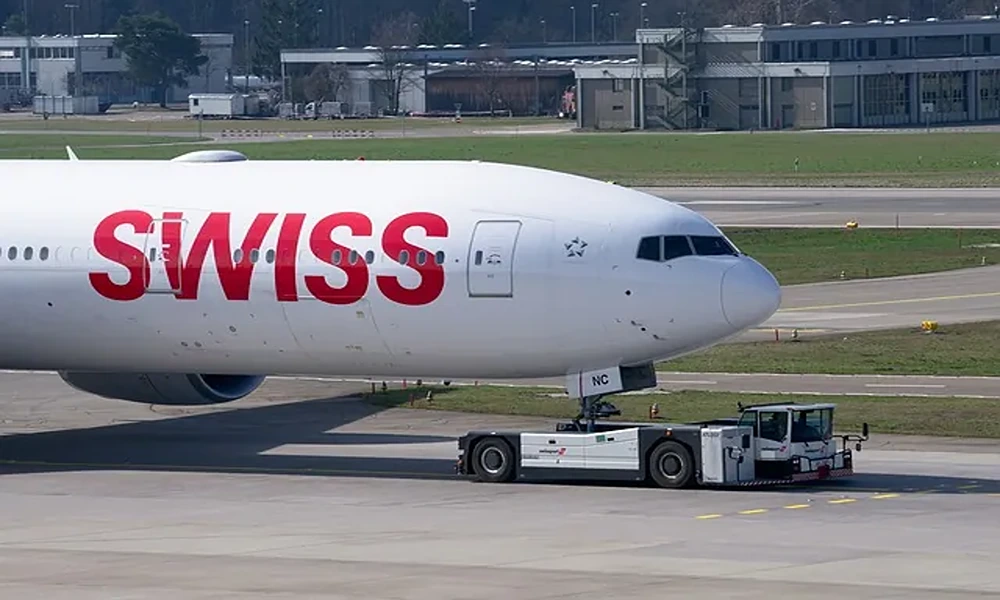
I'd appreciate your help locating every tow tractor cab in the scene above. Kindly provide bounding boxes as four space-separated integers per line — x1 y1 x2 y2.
733 402 869 483
456 402 870 489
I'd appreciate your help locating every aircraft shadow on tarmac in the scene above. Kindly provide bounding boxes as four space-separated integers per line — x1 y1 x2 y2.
0 391 463 481
0 388 997 496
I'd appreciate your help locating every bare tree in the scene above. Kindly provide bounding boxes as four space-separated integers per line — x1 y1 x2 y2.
303 63 351 103
371 11 421 115
471 45 511 116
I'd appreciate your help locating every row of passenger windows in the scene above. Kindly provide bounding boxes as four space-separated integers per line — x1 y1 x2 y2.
636 235 739 262
0 246 447 267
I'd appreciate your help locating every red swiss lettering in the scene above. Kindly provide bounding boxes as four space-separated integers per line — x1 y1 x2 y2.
275 213 305 302
305 212 372 304
376 212 449 306
163 211 277 300
89 210 153 301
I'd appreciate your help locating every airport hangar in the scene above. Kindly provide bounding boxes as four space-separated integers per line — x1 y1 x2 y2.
279 16 1000 131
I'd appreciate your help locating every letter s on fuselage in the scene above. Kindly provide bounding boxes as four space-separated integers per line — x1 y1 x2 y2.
87 209 449 307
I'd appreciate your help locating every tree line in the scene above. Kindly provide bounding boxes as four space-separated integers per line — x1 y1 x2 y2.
2 0 998 51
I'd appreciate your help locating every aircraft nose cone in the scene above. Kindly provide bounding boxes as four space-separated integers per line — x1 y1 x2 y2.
721 259 782 331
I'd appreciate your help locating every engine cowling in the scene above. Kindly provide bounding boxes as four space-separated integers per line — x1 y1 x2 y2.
58 372 266 405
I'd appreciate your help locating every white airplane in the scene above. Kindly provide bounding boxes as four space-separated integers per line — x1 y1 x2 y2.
2 149 780 417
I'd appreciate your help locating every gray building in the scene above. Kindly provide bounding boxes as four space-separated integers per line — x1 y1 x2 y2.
575 16 1000 130
0 33 232 105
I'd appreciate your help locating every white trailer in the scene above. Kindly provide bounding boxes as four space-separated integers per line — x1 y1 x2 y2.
457 402 870 489
189 93 245 118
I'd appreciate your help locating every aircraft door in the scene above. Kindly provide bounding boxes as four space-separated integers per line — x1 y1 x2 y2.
142 217 187 294
467 220 522 298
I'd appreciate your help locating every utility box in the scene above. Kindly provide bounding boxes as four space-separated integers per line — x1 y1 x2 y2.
700 426 755 484
33 95 99 115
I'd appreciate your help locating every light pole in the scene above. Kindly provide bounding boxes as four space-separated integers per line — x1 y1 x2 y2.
464 0 476 39
540 19 546 43
65 3 78 96
243 18 250 93
610 11 618 41
640 2 647 28
591 3 597 42
570 5 576 42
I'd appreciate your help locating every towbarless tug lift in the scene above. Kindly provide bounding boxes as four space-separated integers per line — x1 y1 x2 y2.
456 401 870 489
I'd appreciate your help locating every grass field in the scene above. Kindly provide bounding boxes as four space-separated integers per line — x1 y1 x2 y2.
661 320 1000 377
0 114 564 133
722 227 1000 285
364 384 1000 438
0 133 205 153
9 130 1000 186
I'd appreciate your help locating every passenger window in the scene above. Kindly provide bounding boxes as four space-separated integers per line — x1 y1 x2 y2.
265 249 276 264
474 250 483 265
662 235 693 261
365 250 375 264
690 235 738 256
398 250 409 265
40 247 49 261
332 249 342 265
7 247 16 260
435 250 445 265
636 236 660 261
348 249 358 265
23 246 33 260
249 249 260 264
233 248 244 264
416 250 427 266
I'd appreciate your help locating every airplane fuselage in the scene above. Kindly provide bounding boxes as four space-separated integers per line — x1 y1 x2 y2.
0 159 779 383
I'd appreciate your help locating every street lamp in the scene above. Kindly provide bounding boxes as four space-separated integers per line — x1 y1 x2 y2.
540 19 547 43
610 11 619 41
464 0 476 39
243 18 250 93
640 2 648 28
64 3 77 37
591 3 598 43
570 5 577 42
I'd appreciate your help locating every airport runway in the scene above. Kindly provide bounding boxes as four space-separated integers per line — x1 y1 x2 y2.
1 375 999 599
642 186 1000 228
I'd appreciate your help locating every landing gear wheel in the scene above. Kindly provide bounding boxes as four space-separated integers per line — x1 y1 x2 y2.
472 437 514 483
648 441 693 489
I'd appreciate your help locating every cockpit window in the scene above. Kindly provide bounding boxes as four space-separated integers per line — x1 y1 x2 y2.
637 236 660 261
663 236 693 261
690 236 738 256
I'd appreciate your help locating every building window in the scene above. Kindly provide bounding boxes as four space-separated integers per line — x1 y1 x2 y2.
771 42 781 61
833 40 841 58
612 79 625 92
890 38 899 56
987 36 993 54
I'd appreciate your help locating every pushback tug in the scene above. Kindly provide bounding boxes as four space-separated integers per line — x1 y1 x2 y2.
457 400 870 489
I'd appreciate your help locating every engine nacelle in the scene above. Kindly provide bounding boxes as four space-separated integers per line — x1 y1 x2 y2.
58 372 266 405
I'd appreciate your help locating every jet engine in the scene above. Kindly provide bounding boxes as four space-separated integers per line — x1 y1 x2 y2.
57 372 266 406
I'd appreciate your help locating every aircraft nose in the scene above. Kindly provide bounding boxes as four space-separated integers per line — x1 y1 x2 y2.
721 258 782 331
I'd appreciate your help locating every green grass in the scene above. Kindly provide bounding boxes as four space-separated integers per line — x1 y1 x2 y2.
10 130 1000 186
364 384 1000 438
661 320 1000 377
722 227 1000 285
0 133 204 153
0 115 565 133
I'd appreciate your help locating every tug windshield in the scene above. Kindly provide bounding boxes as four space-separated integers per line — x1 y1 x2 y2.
791 408 833 443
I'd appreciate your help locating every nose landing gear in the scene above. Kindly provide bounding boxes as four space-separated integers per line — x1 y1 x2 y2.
569 394 621 432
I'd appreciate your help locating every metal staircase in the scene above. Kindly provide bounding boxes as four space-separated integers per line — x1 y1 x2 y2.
654 27 702 129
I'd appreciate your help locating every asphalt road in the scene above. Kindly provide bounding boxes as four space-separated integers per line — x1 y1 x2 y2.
1 376 998 599
640 187 1000 228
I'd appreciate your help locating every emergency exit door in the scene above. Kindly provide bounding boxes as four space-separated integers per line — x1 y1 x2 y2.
467 220 522 297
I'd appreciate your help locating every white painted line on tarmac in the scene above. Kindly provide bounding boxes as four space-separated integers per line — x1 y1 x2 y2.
865 384 948 389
